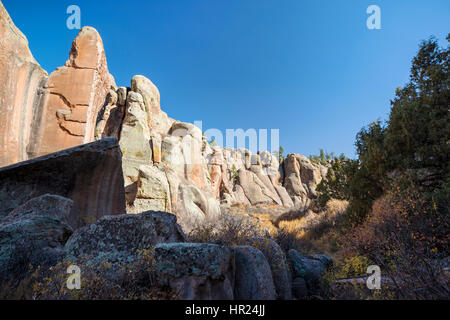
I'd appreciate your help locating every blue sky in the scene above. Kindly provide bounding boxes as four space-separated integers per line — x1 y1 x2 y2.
3 0 450 158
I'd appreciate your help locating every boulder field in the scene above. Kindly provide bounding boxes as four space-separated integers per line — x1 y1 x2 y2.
0 1 332 300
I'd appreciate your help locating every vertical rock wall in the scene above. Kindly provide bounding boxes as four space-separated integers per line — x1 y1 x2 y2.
0 1 47 167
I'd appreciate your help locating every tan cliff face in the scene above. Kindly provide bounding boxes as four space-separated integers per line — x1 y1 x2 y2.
0 2 328 232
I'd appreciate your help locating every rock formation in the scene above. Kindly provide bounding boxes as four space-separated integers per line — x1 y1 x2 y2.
154 243 235 300
65 211 187 264
0 3 336 300
0 0 114 166
0 0 328 232
95 72 328 231
232 245 277 300
0 194 74 294
27 26 114 158
0 1 47 167
0 137 126 227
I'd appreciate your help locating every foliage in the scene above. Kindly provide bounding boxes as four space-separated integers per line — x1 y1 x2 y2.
317 155 355 206
231 164 239 184
317 35 449 227
273 146 285 162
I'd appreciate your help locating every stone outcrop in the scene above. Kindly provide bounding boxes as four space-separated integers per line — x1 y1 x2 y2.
0 194 74 296
96 75 221 231
1 1 329 234
243 237 292 300
0 1 47 167
1 1 114 166
154 243 235 300
288 249 332 294
65 211 186 263
232 245 277 300
203 146 326 211
283 154 327 208
2 194 79 230
0 137 126 226
27 27 114 158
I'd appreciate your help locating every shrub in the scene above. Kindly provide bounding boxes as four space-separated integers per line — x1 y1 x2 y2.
341 184 449 299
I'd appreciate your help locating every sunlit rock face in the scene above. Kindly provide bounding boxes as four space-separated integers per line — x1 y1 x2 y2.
96 72 327 230
0 1 114 167
27 27 113 158
0 1 47 167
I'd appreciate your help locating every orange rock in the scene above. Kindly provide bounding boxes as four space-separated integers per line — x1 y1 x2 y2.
27 27 113 158
0 2 47 167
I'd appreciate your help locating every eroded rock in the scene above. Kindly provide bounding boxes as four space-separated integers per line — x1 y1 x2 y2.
0 2 47 167
0 137 126 226
65 211 186 263
27 27 113 158
232 245 276 300
244 237 292 300
154 243 235 300
0 195 74 298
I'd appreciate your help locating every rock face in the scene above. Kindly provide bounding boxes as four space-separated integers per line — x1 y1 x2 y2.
3 194 79 229
0 137 126 226
283 154 327 208
1 1 115 166
288 249 332 294
154 243 235 300
96 75 221 231
244 237 292 300
232 246 277 300
27 27 114 158
0 1 47 167
0 194 74 296
65 211 186 263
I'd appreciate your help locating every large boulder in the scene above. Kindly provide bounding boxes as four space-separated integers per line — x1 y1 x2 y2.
232 246 277 300
65 211 186 264
0 137 126 226
0 1 47 167
244 237 292 300
27 27 113 158
2 194 79 229
154 243 235 300
0 195 74 298
288 249 332 293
